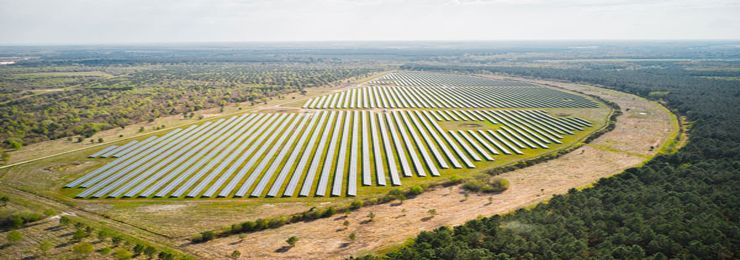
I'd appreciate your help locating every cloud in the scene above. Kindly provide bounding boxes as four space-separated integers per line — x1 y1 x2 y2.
0 0 738 44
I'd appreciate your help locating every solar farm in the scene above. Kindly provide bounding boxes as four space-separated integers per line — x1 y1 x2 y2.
67 71 602 199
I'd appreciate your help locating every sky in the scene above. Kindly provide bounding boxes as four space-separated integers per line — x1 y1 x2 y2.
0 0 739 44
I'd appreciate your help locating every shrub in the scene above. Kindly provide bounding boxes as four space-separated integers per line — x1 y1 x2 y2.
6 230 22 244
321 207 336 218
73 242 95 255
268 217 287 228
144 246 157 257
231 250 241 259
408 185 424 196
158 252 175 260
72 228 89 241
240 221 256 232
447 175 464 185
350 200 364 210
462 177 510 193
100 247 112 255
286 236 299 247
113 248 133 260
0 210 43 229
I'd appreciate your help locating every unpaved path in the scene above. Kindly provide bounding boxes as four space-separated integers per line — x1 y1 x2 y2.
185 79 677 259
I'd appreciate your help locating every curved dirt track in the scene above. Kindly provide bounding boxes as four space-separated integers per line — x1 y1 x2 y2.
185 79 677 259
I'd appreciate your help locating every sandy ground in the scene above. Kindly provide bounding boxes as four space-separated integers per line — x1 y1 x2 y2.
184 79 677 259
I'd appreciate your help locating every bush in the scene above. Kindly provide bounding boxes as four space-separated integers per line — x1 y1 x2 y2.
408 185 424 196
350 200 364 210
198 231 215 242
0 210 43 230
72 242 95 255
113 248 133 260
321 207 336 218
462 177 510 193
6 230 22 244
286 236 299 247
100 247 112 255
268 217 287 228
447 175 464 185
158 252 175 260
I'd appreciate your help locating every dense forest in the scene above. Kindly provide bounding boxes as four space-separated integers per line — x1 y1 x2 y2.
0 63 378 150
377 63 740 259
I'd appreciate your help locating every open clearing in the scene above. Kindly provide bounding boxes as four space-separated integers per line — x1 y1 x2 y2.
184 76 676 259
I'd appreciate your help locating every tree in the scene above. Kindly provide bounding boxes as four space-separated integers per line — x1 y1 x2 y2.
349 232 357 241
230 250 241 259
7 230 22 244
73 242 95 256
367 212 376 222
286 236 299 247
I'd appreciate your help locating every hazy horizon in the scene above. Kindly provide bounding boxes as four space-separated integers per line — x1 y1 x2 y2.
1 0 739 45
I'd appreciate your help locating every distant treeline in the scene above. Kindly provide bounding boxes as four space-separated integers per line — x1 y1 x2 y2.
374 64 740 259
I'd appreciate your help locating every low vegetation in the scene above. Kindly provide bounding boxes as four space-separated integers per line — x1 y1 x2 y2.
461 177 509 193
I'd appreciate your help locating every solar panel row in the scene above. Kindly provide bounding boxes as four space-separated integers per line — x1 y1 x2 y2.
73 108 591 199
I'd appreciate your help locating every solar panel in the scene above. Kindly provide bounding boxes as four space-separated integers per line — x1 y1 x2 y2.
331 112 352 197
232 114 297 198
369 112 387 185
377 113 401 185
347 111 360 196
191 114 271 197
391 111 427 177
212 114 289 197
79 124 202 198
361 111 372 186
113 118 229 197
154 116 250 197
184 115 264 198
267 112 322 197
406 111 450 170
315 111 344 197
299 111 336 197
251 115 311 197
89 145 118 158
